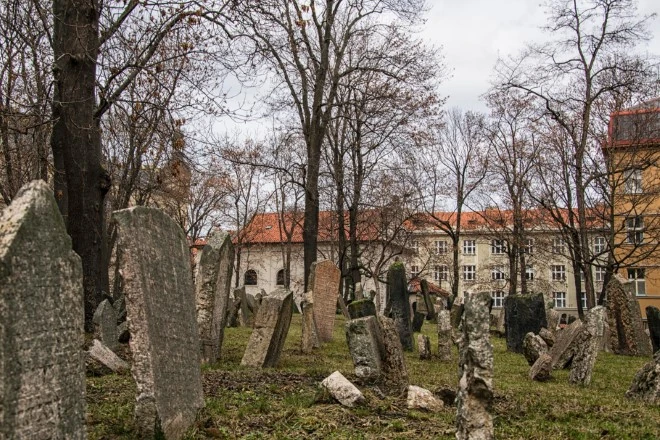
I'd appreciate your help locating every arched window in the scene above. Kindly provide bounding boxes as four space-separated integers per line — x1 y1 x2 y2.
276 268 289 286
244 269 258 286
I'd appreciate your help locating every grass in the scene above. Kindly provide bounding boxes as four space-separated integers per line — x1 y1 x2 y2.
87 314 660 439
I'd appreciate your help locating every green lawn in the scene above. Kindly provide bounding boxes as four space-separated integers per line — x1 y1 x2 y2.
86 314 659 439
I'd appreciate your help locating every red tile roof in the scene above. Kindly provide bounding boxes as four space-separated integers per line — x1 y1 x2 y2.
408 277 450 297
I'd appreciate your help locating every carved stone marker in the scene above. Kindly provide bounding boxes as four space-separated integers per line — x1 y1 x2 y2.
522 332 548 366
241 288 293 368
321 371 365 407
504 293 547 353
606 275 652 356
529 353 553 382
646 306 660 354
345 315 384 381
310 260 341 342
0 181 86 439
301 291 319 354
550 319 584 370
626 351 660 404
419 279 437 320
386 262 413 351
418 334 431 360
195 231 234 363
379 316 409 390
93 298 119 352
347 299 377 319
114 206 204 439
569 306 606 386
437 310 452 362
456 291 494 440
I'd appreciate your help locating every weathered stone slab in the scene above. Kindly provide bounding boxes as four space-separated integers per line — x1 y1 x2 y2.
522 332 548 366
606 275 652 356
225 293 241 328
549 319 584 370
0 181 86 440
504 293 547 353
310 260 341 342
87 339 130 373
626 351 660 404
646 306 660 354
378 316 409 390
437 310 452 362
93 299 119 352
301 291 319 354
345 316 384 381
195 231 234 364
412 311 425 333
241 288 293 368
320 371 365 407
569 306 606 386
118 321 130 343
418 334 431 360
348 299 377 319
407 385 443 412
114 206 204 439
546 307 560 332
529 353 553 382
419 279 437 320
386 262 413 351
456 291 494 440
538 328 555 348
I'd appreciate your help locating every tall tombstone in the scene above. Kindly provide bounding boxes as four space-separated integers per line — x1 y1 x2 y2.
420 279 437 320
236 286 255 327
645 306 660 354
194 231 234 363
241 288 293 368
569 306 606 386
301 291 319 354
114 207 204 439
504 293 547 353
386 262 413 351
345 315 385 382
456 291 494 440
0 181 86 439
437 310 453 361
606 275 652 356
310 260 341 342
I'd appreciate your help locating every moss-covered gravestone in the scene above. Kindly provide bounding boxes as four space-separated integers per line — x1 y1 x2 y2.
386 261 413 351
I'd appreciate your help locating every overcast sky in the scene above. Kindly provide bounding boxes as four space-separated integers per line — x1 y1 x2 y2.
421 0 660 112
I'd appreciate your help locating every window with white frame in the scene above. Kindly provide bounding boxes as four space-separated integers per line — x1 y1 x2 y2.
434 265 448 281
551 265 566 281
523 238 534 254
491 265 506 280
624 168 643 194
462 265 476 281
580 292 587 309
463 240 476 255
525 265 534 281
410 240 420 253
552 238 565 254
553 291 567 308
435 240 448 254
628 268 646 296
410 265 420 279
593 236 606 254
625 216 644 244
595 266 606 282
491 290 505 308
491 239 506 255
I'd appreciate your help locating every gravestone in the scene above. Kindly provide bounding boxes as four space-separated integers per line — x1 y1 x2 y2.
538 328 555 348
225 291 241 328
241 288 293 368
236 286 256 327
87 339 129 374
114 206 204 439
348 299 377 319
419 279 437 320
456 291 494 440
522 332 548 366
437 310 452 361
549 319 584 370
418 334 431 360
504 293 547 353
606 275 652 356
301 291 319 354
345 315 384 381
646 306 660 354
321 371 365 407
626 351 660 404
546 307 560 332
379 316 409 390
407 385 443 412
310 260 341 342
411 310 425 333
569 306 606 386
529 353 553 382
386 262 413 351
93 299 119 352
195 231 234 363
0 181 86 439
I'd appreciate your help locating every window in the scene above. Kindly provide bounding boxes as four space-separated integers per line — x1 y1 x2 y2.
244 269 258 286
462 265 476 281
580 292 587 309
552 238 565 254
625 216 644 244
491 290 505 308
491 265 506 280
434 265 448 281
624 168 643 194
628 268 646 296
463 240 476 255
595 266 606 282
551 265 566 281
435 240 448 254
593 236 606 254
276 269 289 286
523 238 534 255
410 265 420 279
553 291 567 308
491 239 506 255
525 265 534 281
410 240 420 253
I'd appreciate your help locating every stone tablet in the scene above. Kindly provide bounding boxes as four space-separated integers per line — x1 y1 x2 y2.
347 299 377 319
241 288 293 368
626 351 660 404
310 260 341 342
379 316 409 390
504 293 547 353
437 310 452 362
345 315 384 381
646 306 660 354
93 299 119 352
301 291 319 354
113 207 204 439
606 275 652 356
0 181 86 440
569 306 606 386
418 334 431 360
195 231 234 363
522 332 548 366
386 262 413 351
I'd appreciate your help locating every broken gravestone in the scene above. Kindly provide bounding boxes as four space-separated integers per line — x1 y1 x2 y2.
504 293 547 353
529 353 553 382
114 206 204 439
550 319 584 370
646 306 660 354
456 291 494 440
418 334 431 360
87 339 129 374
347 299 377 319
320 371 365 407
301 291 319 354
0 181 86 439
437 310 452 362
195 231 234 364
241 288 293 368
606 275 652 356
522 332 548 366
386 261 413 351
407 385 443 412
93 298 119 352
310 260 341 342
379 316 410 390
626 351 660 404
569 306 606 386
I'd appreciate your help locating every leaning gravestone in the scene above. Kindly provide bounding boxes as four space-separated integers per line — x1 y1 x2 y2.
114 206 204 439
646 306 660 354
437 310 453 361
93 298 119 352
386 262 413 351
419 279 437 320
569 306 606 386
348 299 377 319
195 231 234 363
504 293 547 353
606 275 652 356
456 291 494 440
241 288 293 368
522 332 548 366
310 260 341 342
411 309 425 333
626 351 660 404
550 319 584 370
0 181 86 439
